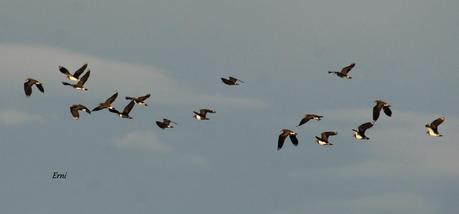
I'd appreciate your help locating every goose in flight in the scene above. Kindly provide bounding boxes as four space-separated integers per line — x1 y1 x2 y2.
353 122 374 140
93 91 118 111
62 70 91 91
125 94 151 106
70 104 91 120
156 118 177 129
328 63 355 79
315 131 337 145
278 129 298 150
193 108 216 120
373 100 392 122
109 100 136 119
24 78 44 97
221 76 244 85
297 114 323 127
426 117 445 137
59 64 87 81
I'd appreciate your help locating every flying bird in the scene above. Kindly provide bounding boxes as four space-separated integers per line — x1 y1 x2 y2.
109 100 136 119
353 122 374 140
278 129 298 150
328 63 355 79
59 64 87 81
297 114 323 127
125 94 151 106
425 117 445 137
156 118 177 129
193 108 216 120
70 104 91 120
62 70 91 91
93 91 118 111
373 100 392 122
24 78 44 97
221 76 244 85
315 131 337 145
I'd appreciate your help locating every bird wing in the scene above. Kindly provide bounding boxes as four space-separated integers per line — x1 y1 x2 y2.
278 133 288 150
108 108 121 114
200 109 215 115
92 105 104 111
298 115 312 126
73 64 87 78
430 117 445 129
70 105 80 118
24 80 32 96
358 122 374 133
383 106 392 117
341 63 355 74
35 82 44 93
156 121 166 129
321 131 337 140
106 92 118 104
289 134 299 146
59 66 71 75
122 100 135 114
78 70 91 85
373 103 383 121
138 94 151 101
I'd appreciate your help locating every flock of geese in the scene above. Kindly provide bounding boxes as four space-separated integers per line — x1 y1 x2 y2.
23 63 445 150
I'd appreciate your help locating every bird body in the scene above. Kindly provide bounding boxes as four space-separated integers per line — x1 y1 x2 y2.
126 94 151 106
426 117 445 137
297 114 323 127
315 131 337 145
328 63 355 79
221 76 244 85
93 91 118 111
373 100 392 122
59 64 87 82
70 104 91 120
109 100 135 119
193 108 216 120
353 122 374 140
278 129 298 150
156 118 177 129
62 70 91 91
24 78 44 97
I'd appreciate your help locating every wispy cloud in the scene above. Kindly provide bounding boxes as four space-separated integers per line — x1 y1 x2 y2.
114 130 172 152
0 109 45 126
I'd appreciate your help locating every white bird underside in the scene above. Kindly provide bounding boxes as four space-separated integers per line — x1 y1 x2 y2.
426 128 440 137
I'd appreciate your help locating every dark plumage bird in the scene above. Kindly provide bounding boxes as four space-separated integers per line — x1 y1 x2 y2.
353 122 374 140
62 70 90 91
278 129 298 150
93 91 118 111
156 118 177 129
328 63 355 79
297 114 323 127
315 131 337 145
426 117 445 137
373 100 392 122
126 94 151 106
24 78 44 97
59 64 87 81
70 104 91 120
221 76 244 85
109 100 135 119
193 108 216 120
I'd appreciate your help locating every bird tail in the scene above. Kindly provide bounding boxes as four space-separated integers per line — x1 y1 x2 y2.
328 71 335 74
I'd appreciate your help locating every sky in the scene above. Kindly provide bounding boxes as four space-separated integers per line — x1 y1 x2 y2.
0 0 458 213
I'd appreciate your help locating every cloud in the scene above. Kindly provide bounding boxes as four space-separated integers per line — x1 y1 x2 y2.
114 130 172 152
0 43 266 108
0 109 45 126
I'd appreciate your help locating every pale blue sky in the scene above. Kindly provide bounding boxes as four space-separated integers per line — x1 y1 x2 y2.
0 0 458 213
